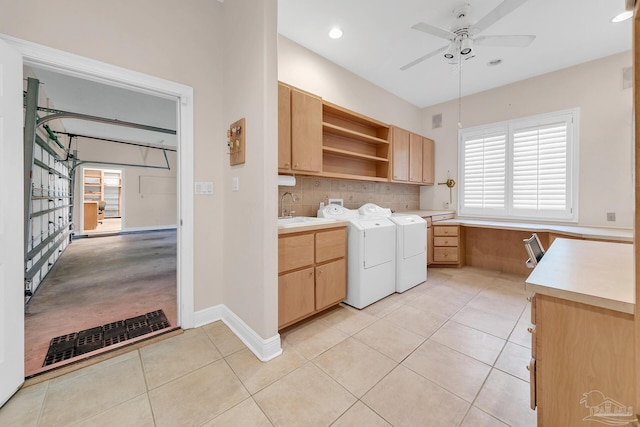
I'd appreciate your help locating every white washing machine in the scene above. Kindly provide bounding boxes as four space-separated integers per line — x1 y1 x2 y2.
318 204 396 309
390 214 427 292
358 204 427 293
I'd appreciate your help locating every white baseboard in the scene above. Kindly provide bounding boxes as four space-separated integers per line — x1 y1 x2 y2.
194 305 282 362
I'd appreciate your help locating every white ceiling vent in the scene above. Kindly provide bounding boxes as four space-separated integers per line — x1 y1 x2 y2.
622 66 632 90
432 113 443 129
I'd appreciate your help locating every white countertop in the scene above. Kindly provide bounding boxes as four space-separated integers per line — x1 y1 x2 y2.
434 218 633 242
278 220 349 235
400 210 455 217
525 238 634 314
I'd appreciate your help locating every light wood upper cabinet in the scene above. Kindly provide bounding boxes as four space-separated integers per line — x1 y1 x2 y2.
409 132 423 183
392 126 434 186
392 127 409 181
422 137 435 185
278 83 292 171
291 88 323 173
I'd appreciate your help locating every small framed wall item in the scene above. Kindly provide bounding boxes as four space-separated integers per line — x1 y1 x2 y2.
228 118 245 166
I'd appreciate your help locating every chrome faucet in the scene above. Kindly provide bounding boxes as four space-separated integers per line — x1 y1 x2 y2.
280 191 295 217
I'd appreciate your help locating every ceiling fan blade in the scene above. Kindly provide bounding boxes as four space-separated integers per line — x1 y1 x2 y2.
472 0 529 34
411 22 456 41
400 45 448 71
474 35 535 47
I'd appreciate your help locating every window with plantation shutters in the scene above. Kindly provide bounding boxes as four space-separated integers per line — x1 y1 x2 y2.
458 109 578 222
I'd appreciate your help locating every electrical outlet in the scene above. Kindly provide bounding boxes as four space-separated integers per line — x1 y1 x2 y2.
606 212 616 222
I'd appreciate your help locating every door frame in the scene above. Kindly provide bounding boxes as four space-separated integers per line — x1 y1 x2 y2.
1 33 195 329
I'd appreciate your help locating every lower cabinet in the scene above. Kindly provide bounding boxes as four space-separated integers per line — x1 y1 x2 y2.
278 226 347 329
431 224 464 267
530 293 635 426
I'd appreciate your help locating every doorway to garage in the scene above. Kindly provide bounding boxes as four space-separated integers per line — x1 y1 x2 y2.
22 63 182 377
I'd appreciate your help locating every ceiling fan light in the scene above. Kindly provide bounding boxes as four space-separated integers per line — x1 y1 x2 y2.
443 43 457 59
460 37 473 55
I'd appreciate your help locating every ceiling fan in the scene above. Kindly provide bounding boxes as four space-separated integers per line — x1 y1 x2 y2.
401 0 536 70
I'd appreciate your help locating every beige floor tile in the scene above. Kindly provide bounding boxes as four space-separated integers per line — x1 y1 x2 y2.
202 398 272 426
318 305 377 336
475 369 537 427
362 365 469 427
521 302 532 322
383 304 447 338
495 342 531 382
508 320 532 349
225 346 306 394
140 328 222 389
254 363 356 427
149 359 249 427
313 337 396 397
71 394 154 427
466 290 527 320
202 321 247 356
354 319 425 362
423 269 454 285
461 407 508 427
332 401 391 427
0 382 48 427
431 321 505 365
452 305 518 339
423 283 475 308
360 293 404 318
404 291 467 318
403 340 491 402
280 319 348 360
52 351 139 384
39 353 146 427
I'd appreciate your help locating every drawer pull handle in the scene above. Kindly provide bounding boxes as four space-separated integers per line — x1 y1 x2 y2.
527 296 532 302
527 327 534 333
526 364 530 371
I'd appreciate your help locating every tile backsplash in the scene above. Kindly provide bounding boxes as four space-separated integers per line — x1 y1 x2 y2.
279 176 420 217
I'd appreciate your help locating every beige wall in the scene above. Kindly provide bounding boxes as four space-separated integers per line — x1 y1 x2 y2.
421 52 634 228
278 35 423 132
1 0 279 337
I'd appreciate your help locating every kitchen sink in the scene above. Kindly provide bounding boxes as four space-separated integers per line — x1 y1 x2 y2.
277 216 337 228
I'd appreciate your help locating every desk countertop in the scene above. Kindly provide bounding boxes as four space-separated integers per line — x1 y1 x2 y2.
525 238 634 314
433 218 633 242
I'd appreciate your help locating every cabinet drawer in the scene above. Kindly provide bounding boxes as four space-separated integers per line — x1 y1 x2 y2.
431 213 454 222
433 236 458 247
316 228 346 263
433 226 458 237
315 259 346 311
278 267 315 328
433 247 459 262
278 233 314 273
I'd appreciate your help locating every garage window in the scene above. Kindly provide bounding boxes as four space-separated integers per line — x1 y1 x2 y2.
458 109 579 222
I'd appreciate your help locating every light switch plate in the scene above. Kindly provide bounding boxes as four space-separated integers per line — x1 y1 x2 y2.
195 181 214 195
232 177 240 192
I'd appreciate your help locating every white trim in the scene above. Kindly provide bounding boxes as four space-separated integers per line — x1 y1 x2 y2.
194 305 283 362
0 33 195 330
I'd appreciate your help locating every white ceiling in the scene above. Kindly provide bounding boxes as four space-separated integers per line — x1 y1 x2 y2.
31 67 178 147
278 0 632 108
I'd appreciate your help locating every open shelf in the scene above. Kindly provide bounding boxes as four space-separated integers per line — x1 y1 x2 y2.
322 123 389 146
322 146 389 163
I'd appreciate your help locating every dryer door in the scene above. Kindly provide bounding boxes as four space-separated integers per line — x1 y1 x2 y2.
361 219 395 268
402 222 426 259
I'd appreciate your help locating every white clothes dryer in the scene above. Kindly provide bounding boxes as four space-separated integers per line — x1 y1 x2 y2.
390 214 427 292
357 204 426 293
318 204 396 309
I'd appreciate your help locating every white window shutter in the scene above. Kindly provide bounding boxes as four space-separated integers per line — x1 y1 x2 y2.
462 131 506 212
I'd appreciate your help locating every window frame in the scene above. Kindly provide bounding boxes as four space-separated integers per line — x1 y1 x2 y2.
457 108 580 222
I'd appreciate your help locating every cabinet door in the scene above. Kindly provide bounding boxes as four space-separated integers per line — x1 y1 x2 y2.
316 228 346 264
278 233 314 273
291 89 322 172
392 127 409 181
422 137 434 185
279 267 315 328
315 259 346 311
278 83 291 171
409 133 423 183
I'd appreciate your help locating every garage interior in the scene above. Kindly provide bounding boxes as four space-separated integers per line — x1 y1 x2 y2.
22 66 179 377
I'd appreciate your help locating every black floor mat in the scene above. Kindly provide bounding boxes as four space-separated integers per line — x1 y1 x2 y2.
43 309 170 367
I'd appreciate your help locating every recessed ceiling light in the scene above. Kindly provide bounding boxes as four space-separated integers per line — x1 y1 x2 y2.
488 59 503 66
328 27 343 39
611 11 633 23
